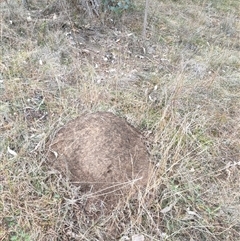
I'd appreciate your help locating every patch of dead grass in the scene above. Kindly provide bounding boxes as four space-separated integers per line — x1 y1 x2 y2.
1 0 240 240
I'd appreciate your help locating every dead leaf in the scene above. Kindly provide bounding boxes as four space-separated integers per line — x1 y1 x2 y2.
160 201 176 214
186 207 202 219
7 146 17 157
132 234 144 241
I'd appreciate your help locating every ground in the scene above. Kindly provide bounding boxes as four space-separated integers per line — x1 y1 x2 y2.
0 0 240 240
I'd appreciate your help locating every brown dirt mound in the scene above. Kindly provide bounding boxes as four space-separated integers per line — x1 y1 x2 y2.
48 112 151 195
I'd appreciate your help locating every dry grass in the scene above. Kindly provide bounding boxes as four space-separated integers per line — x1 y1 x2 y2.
0 0 240 240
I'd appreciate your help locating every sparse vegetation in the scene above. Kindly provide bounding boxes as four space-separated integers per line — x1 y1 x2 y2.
0 0 239 240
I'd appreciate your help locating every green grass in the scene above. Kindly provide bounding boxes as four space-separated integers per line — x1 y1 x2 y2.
1 0 240 240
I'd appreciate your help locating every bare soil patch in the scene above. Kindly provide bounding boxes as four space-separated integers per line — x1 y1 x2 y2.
48 112 151 196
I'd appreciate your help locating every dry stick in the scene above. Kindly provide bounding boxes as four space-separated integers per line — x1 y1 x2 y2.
142 0 149 39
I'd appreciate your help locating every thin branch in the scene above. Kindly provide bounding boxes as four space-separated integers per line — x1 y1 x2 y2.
142 0 149 39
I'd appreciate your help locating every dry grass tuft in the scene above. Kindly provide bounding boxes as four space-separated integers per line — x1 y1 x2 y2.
1 0 239 240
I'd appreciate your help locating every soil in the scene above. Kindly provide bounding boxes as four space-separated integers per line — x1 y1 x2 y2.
47 112 151 196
